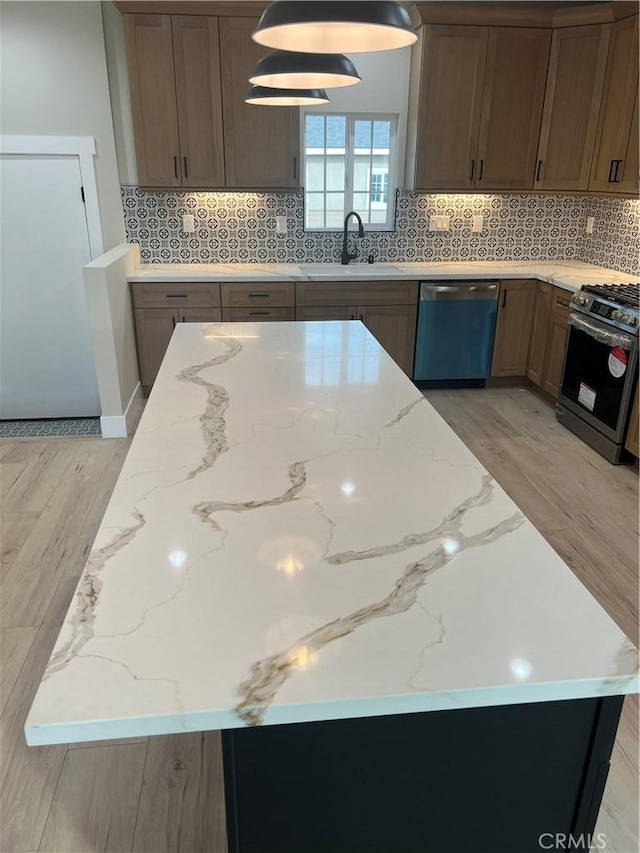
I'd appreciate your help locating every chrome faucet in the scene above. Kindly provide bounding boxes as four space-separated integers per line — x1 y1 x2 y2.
341 210 365 265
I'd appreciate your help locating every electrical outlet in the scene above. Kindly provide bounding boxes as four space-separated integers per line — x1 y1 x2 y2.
585 216 595 234
276 215 287 236
182 214 195 233
472 215 484 233
429 215 450 231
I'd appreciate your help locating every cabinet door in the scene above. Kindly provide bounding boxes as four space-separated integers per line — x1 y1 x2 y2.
124 15 182 188
625 384 639 457
589 15 639 192
172 16 225 188
476 28 550 190
527 282 552 387
134 307 178 386
219 17 299 189
535 24 610 191
176 308 222 324
491 281 536 377
359 305 417 376
415 25 488 190
617 90 639 195
541 313 569 399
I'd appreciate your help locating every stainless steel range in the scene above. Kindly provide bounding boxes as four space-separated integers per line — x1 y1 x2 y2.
556 282 639 463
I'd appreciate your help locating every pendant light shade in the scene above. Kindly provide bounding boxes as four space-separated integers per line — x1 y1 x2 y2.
245 85 330 106
252 1 418 54
249 50 361 90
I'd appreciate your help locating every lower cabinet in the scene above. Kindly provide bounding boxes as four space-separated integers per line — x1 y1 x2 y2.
295 283 418 377
222 307 295 322
297 304 417 375
134 306 222 387
131 281 223 387
625 384 639 457
527 282 570 398
491 280 536 376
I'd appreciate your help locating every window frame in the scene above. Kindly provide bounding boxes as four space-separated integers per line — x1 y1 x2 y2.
301 111 399 232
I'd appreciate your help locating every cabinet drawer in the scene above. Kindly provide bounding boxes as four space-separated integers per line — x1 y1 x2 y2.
222 307 295 322
552 287 572 318
296 281 418 307
131 282 221 308
220 282 295 308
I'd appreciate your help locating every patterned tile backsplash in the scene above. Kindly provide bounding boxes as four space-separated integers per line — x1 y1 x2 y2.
122 187 639 276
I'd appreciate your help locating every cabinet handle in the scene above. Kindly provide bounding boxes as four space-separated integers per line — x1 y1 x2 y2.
166 293 187 298
293 156 297 181
174 156 179 179
248 293 269 298
502 289 507 309
182 316 186 322
470 159 475 181
478 160 484 181
608 160 616 182
536 160 543 182
183 156 188 179
172 315 176 329
249 311 270 315
359 313 364 321
613 160 623 182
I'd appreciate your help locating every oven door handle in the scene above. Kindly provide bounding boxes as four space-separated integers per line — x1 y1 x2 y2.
568 312 636 350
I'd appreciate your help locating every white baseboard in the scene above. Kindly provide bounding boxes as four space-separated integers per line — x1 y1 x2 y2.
99 383 143 438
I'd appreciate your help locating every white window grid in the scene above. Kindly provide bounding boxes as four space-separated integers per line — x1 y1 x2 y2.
302 112 398 232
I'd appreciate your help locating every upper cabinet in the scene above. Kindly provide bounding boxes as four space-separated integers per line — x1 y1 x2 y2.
476 27 551 190
125 15 184 187
589 15 640 193
412 25 551 191
219 18 299 189
414 25 488 190
534 24 610 191
123 13 299 190
408 5 638 197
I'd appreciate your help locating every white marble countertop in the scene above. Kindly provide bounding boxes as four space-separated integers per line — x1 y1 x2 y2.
127 260 638 293
26 322 639 745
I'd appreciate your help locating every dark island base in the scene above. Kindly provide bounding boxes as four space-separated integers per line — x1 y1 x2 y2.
222 695 624 853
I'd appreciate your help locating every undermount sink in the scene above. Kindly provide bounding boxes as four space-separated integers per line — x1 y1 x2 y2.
299 263 399 277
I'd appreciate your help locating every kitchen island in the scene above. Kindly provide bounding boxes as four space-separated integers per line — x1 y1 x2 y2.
26 321 638 852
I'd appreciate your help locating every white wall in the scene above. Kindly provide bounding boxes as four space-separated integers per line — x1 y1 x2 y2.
0 1 125 250
303 49 413 186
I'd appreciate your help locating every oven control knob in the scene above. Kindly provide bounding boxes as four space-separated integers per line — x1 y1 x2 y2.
628 316 638 327
574 296 588 306
612 310 622 320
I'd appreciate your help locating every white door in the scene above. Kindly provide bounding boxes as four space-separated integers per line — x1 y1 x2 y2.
0 155 100 418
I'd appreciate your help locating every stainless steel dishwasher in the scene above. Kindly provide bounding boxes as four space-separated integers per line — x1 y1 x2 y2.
413 281 499 387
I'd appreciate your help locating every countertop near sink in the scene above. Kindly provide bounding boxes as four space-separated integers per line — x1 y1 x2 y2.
127 260 638 293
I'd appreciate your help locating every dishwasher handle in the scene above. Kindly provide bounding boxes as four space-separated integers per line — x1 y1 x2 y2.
420 281 499 301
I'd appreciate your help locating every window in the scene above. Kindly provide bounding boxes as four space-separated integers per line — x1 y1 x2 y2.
303 113 397 231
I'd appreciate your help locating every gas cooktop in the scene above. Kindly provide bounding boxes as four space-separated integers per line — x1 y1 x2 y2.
582 283 640 309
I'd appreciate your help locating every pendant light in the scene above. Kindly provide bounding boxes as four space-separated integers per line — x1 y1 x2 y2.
245 85 330 106
252 1 418 54
249 50 361 90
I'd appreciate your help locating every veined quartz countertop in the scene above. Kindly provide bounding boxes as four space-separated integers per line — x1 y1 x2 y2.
26 322 639 745
127 260 638 293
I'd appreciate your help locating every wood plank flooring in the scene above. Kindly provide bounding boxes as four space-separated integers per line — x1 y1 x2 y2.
0 387 637 852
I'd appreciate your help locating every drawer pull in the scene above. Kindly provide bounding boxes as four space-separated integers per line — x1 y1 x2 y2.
166 293 188 298
249 311 270 315
248 293 270 298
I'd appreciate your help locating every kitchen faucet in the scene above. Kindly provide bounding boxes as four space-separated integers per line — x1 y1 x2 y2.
341 210 365 265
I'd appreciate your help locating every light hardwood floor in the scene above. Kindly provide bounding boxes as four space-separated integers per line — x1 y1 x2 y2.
0 387 637 852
